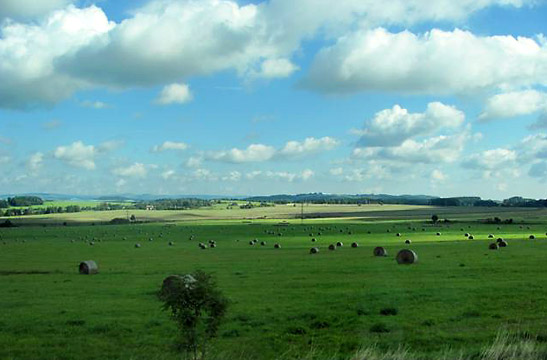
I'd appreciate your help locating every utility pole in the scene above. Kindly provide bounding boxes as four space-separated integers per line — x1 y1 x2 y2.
300 202 304 224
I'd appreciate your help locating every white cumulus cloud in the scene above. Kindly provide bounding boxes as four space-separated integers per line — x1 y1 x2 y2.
54 141 96 170
112 163 148 178
356 102 465 146
303 28 547 95
155 83 193 105
152 141 189 152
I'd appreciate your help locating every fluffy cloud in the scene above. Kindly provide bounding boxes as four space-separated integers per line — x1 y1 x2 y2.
54 141 96 170
356 102 464 146
431 169 447 182
245 169 314 182
479 90 547 120
252 58 299 79
161 169 176 180
529 161 547 180
462 148 517 170
516 133 547 161
112 163 147 178
303 28 547 95
80 100 111 109
353 133 468 164
278 137 339 158
0 5 114 108
208 144 276 163
1 0 534 108
0 0 74 20
152 141 189 152
155 83 193 105
27 152 43 171
208 137 338 163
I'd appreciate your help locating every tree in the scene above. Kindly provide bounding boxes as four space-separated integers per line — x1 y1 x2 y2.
431 214 439 224
130 214 136 222
159 271 228 360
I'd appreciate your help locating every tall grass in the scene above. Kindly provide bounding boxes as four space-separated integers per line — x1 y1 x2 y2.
350 330 547 360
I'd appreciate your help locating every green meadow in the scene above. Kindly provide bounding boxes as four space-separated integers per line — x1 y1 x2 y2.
1 206 547 359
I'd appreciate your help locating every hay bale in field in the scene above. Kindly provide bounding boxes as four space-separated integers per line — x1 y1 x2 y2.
260 241 267 246
249 241 255 245
79 260 98 275
199 243 207 249
396 233 401 237
496 238 504 243
488 234 494 238
436 232 441 236
489 243 499 250
386 229 391 233
328 244 336 251
373 247 387 257
405 239 412 244
464 233 470 237
351 242 358 248
336 241 343 247
468 235 474 240
529 235 536 240
209 243 216 248
149 237 153 242
396 249 418 264
498 240 508 247
274 243 281 249
90 241 95 246
310 247 319 254
169 241 174 246
311 238 317 242
135 243 141 248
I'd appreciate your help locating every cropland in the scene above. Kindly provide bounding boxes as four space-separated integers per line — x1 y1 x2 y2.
1 204 547 360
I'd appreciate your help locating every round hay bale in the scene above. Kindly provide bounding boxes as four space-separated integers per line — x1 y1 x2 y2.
209 243 216 248
351 242 358 248
79 260 98 275
89 241 95 246
468 235 474 240
529 235 536 240
149 237 153 242
336 241 343 247
373 247 387 257
498 240 508 247
404 239 412 244
464 233 470 237
260 241 267 246
396 233 401 237
274 243 281 249
396 249 418 264
328 244 336 251
168 241 174 246
249 241 255 245
488 234 494 238
310 247 319 254
386 229 391 233
496 238 504 243
135 243 141 248
311 238 317 242
436 232 441 236
489 243 499 250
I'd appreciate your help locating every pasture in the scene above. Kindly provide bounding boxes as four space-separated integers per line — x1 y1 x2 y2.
1 206 547 359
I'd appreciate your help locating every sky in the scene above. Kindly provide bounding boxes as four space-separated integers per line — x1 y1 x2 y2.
0 0 547 199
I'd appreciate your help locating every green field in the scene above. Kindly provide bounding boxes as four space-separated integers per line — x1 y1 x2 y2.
1 206 547 359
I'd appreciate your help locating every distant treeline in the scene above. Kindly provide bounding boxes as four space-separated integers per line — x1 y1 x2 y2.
244 193 437 205
431 196 547 208
135 198 212 210
0 196 44 208
243 193 547 208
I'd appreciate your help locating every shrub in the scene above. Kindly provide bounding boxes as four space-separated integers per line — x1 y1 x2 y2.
159 271 228 360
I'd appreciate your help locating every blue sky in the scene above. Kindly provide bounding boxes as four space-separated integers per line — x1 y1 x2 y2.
1 0 546 199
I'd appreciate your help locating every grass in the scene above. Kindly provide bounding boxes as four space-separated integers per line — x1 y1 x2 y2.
0 208 547 359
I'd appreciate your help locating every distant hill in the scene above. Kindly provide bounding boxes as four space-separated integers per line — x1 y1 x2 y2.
244 193 439 205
